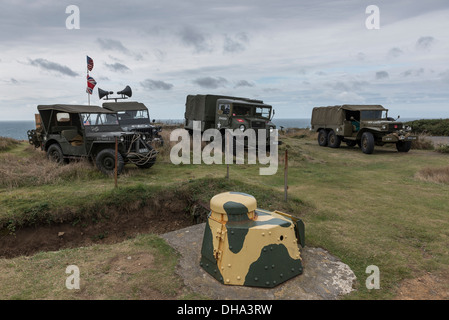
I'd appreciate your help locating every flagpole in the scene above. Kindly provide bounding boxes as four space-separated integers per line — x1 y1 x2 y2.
87 68 90 106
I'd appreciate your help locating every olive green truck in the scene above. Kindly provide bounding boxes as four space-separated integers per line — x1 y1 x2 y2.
311 105 417 154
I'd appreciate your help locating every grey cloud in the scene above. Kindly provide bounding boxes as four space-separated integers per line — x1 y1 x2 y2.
98 39 143 60
234 80 254 88
104 62 131 72
28 58 78 77
387 47 403 58
328 81 368 92
193 77 228 89
416 36 435 50
376 71 389 80
141 79 173 90
223 33 249 53
401 68 424 77
10 78 19 84
98 38 129 53
179 26 211 52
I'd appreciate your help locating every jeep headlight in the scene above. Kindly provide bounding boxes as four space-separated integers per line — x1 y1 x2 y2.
120 136 125 142
269 126 275 133
382 124 387 130
142 134 146 140
239 124 245 131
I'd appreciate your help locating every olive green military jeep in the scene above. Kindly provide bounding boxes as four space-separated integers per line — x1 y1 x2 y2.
311 105 417 154
27 104 157 175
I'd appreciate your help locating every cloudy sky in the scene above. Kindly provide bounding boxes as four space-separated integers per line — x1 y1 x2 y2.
1 0 448 121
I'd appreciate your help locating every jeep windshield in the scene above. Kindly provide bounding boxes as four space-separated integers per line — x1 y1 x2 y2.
360 110 387 120
81 113 119 126
116 109 150 125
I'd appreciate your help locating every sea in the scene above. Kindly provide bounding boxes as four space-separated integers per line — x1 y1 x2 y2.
0 118 419 141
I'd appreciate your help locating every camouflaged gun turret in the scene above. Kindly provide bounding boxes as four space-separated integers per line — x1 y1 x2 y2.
200 192 305 288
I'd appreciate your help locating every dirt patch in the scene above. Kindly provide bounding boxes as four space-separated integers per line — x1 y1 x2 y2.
0 197 209 259
394 271 449 300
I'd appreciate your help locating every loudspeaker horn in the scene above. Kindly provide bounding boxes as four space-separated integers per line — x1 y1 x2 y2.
98 88 113 100
117 85 132 98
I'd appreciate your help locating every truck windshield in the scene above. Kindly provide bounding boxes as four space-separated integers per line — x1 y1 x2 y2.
81 113 119 126
255 107 271 119
233 105 251 116
117 110 149 121
360 110 385 120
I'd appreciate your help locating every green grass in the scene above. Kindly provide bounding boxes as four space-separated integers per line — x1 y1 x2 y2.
1 132 449 300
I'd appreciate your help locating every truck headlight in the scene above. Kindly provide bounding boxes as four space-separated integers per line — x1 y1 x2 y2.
269 126 275 133
239 124 245 131
120 136 125 142
382 125 387 130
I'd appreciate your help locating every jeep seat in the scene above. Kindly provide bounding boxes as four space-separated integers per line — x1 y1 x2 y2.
62 129 83 146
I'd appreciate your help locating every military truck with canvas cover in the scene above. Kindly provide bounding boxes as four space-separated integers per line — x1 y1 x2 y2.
27 104 157 175
184 94 277 148
102 101 164 146
311 105 417 154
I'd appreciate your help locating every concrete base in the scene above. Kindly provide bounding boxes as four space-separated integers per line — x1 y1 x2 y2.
161 223 357 300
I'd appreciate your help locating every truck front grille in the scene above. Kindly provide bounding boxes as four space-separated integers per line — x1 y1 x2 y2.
251 120 266 129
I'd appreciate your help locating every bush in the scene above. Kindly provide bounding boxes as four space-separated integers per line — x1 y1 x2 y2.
405 119 449 136
435 144 449 154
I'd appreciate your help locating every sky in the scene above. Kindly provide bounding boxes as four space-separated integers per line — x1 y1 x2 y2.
0 0 448 121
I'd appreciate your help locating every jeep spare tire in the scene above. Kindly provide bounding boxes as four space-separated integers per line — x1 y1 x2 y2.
96 149 124 175
361 132 375 154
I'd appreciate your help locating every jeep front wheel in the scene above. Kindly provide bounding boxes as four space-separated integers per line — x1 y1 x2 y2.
318 129 328 146
327 130 341 148
396 141 412 153
47 144 64 164
361 132 375 154
95 149 124 175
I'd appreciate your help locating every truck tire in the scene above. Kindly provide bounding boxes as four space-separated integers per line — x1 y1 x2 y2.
361 132 375 154
47 144 64 164
96 149 124 175
327 130 341 148
318 129 328 146
396 141 412 153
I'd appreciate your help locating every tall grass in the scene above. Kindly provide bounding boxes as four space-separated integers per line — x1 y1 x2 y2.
0 145 95 188
0 137 21 152
415 166 449 184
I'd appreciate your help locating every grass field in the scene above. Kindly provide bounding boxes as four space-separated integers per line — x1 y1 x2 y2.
0 129 448 300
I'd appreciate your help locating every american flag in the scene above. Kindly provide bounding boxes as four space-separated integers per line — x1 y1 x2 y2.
86 56 94 71
86 75 97 95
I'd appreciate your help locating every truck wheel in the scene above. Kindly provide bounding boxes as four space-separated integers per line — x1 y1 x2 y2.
318 130 328 146
361 132 375 154
47 144 65 164
327 130 341 148
396 141 412 152
96 149 124 175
